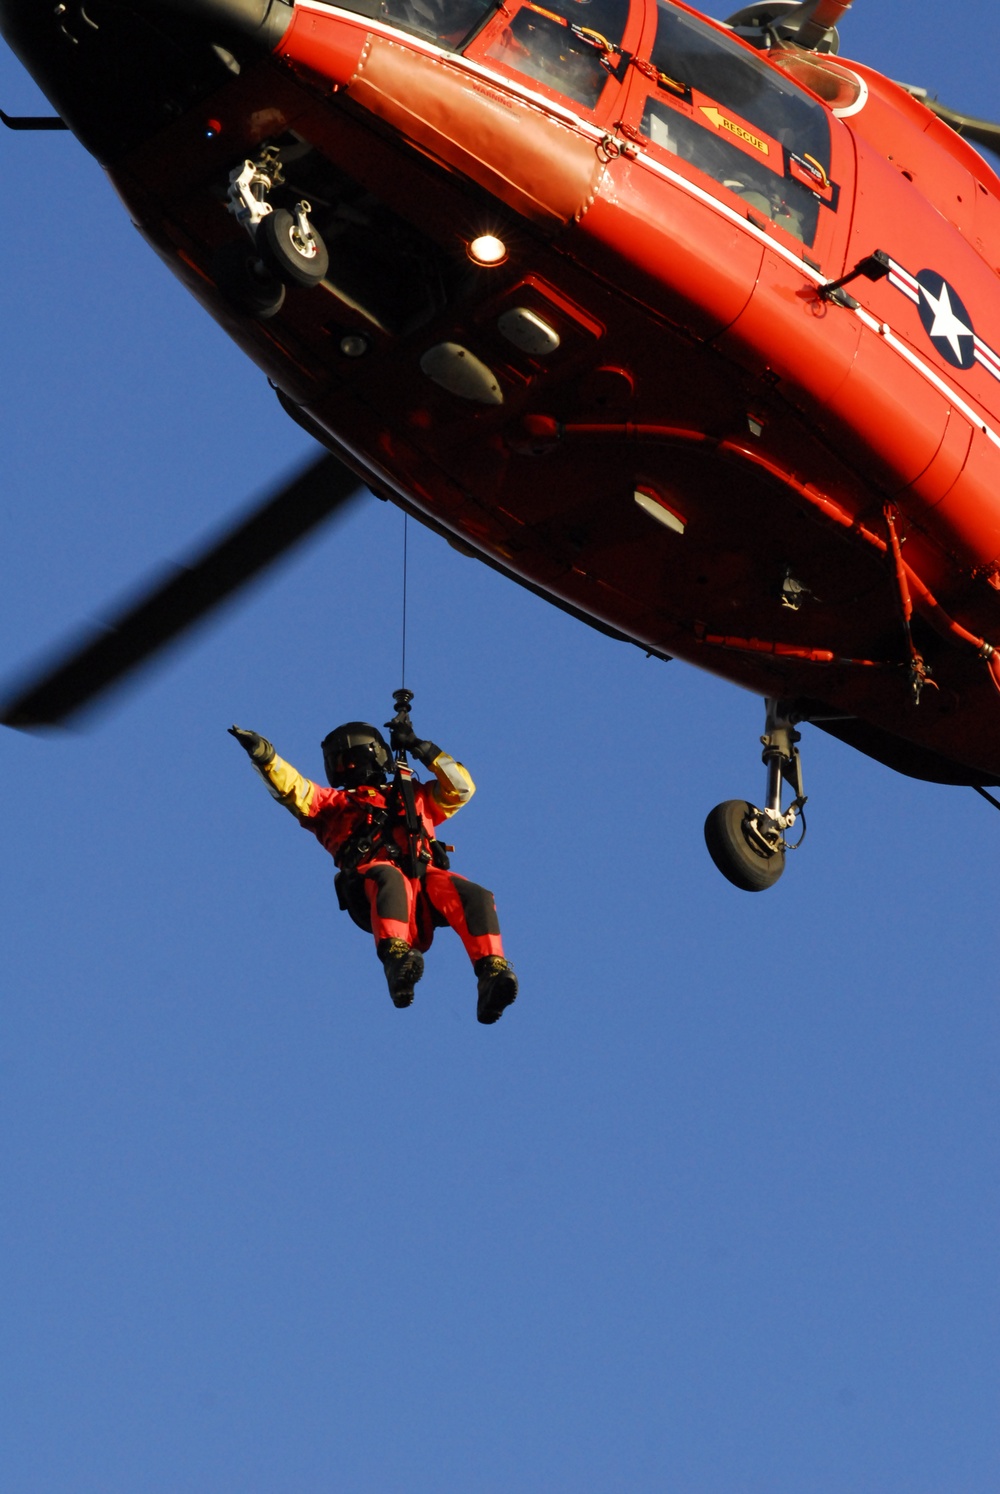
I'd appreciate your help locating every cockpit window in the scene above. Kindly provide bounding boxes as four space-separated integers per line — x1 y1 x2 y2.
640 2 836 245
484 0 630 110
650 3 831 168
334 0 496 50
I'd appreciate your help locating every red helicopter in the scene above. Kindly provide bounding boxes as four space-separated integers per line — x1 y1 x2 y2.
2 0 1000 891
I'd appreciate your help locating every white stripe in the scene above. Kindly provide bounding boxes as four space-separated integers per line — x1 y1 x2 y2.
888 257 920 295
974 336 1000 374
975 349 1000 384
888 271 921 304
634 147 827 284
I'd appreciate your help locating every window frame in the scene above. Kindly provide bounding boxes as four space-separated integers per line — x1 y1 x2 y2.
463 0 647 124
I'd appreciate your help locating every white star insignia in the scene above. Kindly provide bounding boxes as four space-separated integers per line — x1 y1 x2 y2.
919 279 973 362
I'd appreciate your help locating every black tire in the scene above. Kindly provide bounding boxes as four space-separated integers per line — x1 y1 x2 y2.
257 208 329 287
212 240 285 319
704 800 785 892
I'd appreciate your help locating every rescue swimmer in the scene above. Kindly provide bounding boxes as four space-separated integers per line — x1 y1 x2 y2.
228 705 518 1024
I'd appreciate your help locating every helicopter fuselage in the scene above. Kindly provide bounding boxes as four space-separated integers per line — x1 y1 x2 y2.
5 0 1000 782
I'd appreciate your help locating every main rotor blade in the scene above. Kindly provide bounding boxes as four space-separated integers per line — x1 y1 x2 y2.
0 109 68 130
898 85 1000 158
923 99 1000 158
1 450 364 729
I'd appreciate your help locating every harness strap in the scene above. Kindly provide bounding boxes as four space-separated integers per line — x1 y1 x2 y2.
390 760 431 880
336 800 395 871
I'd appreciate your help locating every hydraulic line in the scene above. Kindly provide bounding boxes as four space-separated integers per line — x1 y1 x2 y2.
519 416 1000 689
883 503 932 702
696 631 887 666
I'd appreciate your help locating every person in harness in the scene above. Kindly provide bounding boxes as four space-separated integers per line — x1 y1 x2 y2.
228 699 518 1024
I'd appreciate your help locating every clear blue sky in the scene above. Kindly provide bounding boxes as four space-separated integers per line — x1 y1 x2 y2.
2 4 997 1490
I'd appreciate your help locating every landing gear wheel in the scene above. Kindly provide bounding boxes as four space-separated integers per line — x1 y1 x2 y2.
257 207 329 287
212 240 285 319
704 800 785 892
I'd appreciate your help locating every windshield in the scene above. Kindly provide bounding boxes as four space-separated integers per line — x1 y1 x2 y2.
639 3 835 244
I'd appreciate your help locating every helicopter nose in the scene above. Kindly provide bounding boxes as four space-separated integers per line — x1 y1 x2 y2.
0 0 295 163
152 0 294 50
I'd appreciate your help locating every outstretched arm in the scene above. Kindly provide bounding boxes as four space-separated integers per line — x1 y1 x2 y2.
229 725 318 821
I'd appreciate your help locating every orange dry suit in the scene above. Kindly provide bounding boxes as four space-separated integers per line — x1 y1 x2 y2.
251 747 505 960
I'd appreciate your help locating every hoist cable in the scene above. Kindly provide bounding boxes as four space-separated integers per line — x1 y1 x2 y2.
972 785 1000 814
400 512 409 689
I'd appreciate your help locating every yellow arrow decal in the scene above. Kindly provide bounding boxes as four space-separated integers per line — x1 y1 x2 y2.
700 105 770 156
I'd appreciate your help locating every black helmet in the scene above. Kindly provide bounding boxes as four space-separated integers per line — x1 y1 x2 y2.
322 722 393 787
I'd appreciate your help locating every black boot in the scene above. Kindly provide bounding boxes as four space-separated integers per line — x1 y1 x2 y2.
475 956 518 1025
378 938 424 1009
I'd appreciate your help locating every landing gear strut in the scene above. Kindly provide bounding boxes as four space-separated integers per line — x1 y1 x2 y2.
214 147 329 317
704 698 807 891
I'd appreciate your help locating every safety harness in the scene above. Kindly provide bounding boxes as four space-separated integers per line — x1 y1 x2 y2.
335 772 434 877
336 690 443 878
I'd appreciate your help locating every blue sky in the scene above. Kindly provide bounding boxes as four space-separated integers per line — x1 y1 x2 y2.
2 3 998 1490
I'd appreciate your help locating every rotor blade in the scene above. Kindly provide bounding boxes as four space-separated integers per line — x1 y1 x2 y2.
0 109 68 130
922 99 1000 158
1 450 364 729
896 84 1000 158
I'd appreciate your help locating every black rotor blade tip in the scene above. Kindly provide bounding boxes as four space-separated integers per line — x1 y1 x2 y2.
0 450 363 728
